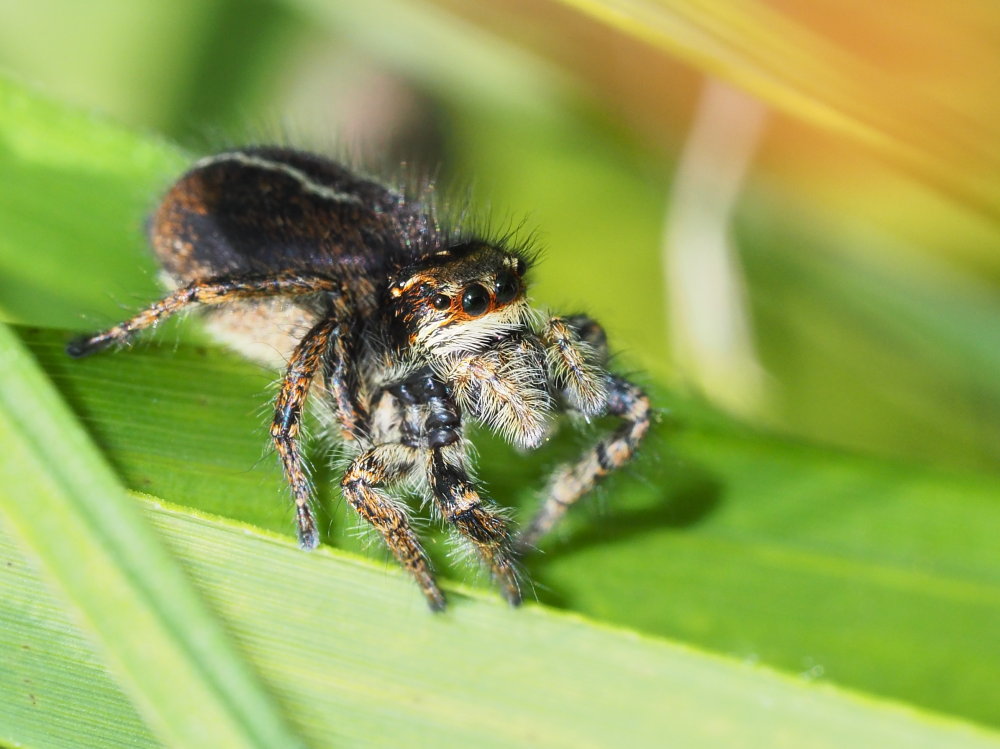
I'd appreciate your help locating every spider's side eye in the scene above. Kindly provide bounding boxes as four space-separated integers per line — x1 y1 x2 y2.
461 284 490 317
494 272 519 304
432 294 451 311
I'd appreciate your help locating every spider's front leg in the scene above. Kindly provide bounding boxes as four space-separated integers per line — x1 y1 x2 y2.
519 316 651 550
427 445 522 606
341 443 444 610
391 368 522 605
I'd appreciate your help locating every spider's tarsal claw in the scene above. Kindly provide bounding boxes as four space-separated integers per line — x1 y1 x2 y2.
66 333 110 358
297 525 320 551
502 582 522 607
424 585 447 612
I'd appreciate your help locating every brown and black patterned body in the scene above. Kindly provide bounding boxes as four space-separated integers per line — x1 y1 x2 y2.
67 146 651 610
148 148 434 366
152 147 425 282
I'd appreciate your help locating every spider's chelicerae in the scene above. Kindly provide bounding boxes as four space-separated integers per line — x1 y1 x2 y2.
68 147 651 610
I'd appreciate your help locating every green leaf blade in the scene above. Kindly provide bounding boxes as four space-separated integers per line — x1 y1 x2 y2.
5 492 1000 749
19 319 1000 730
0 322 307 748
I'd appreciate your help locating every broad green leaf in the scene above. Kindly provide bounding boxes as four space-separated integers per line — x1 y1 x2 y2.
0 322 305 748
4 489 1000 749
23 326 1000 731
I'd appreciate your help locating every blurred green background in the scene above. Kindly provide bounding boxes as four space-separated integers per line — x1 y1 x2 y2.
2 0 1000 744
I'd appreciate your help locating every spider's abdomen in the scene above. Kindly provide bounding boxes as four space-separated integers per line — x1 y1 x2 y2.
149 147 418 285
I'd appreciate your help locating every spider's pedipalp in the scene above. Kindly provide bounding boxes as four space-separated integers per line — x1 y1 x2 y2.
542 316 609 418
445 336 553 449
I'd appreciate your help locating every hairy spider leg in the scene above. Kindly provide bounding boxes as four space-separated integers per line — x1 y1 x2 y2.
271 315 349 550
341 444 445 610
519 374 652 550
382 368 522 605
65 272 342 358
426 446 522 606
320 321 369 443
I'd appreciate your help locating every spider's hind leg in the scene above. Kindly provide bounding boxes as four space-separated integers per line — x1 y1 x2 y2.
66 272 341 357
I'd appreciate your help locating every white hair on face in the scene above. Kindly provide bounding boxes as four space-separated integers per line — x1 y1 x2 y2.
416 298 537 359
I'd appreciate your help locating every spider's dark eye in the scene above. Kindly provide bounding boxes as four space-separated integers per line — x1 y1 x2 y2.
461 284 491 317
494 272 519 304
431 294 451 311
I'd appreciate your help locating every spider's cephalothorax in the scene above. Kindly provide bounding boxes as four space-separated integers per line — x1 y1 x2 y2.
67 146 651 610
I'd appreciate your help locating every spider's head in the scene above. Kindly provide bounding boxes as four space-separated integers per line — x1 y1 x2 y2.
387 242 534 358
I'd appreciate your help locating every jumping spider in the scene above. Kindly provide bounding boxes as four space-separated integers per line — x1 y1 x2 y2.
67 147 651 610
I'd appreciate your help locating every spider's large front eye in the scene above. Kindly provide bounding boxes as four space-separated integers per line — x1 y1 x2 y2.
431 294 451 311
461 284 491 317
494 272 519 304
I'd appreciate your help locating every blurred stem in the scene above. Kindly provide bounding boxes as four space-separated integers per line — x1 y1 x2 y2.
664 78 768 417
